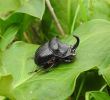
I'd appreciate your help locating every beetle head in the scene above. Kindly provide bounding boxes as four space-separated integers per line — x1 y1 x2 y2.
63 35 80 62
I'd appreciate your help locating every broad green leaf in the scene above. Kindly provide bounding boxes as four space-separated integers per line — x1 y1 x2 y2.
76 0 110 27
1 42 38 82
0 0 45 19
85 91 110 100
0 19 110 100
73 19 110 86
0 0 20 12
17 0 45 19
0 0 20 20
0 26 18 51
88 0 110 20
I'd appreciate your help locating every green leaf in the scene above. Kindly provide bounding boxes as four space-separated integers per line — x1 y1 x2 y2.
0 75 14 100
0 13 34 41
0 0 45 19
73 71 105 99
85 91 110 100
0 41 38 99
73 19 110 86
0 13 24 30
0 0 20 20
0 26 18 51
41 0 110 36
101 64 110 86
0 19 110 100
88 0 110 20
0 0 20 12
17 0 45 19
76 0 110 27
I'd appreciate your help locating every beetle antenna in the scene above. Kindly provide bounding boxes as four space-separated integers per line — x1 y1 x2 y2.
72 35 80 51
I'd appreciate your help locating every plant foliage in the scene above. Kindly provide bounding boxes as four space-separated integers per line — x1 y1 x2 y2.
0 0 110 100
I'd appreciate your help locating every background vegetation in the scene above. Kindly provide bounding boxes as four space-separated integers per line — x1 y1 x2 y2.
0 0 110 100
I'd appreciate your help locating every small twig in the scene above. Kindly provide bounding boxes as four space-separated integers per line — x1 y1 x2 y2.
45 0 65 36
23 32 32 43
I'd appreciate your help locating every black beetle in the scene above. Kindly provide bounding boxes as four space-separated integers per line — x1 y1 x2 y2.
33 35 80 72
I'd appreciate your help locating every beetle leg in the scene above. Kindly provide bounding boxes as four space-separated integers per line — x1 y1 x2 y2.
64 60 71 63
28 66 43 74
44 64 55 72
47 57 56 64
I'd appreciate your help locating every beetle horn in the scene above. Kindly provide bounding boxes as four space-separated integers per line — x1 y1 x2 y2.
72 35 80 51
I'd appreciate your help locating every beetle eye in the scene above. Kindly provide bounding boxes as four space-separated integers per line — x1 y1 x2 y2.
64 55 74 63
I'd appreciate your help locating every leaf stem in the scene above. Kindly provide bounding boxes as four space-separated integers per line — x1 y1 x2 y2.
70 0 82 34
67 0 72 26
76 73 86 100
100 84 107 92
45 0 65 36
